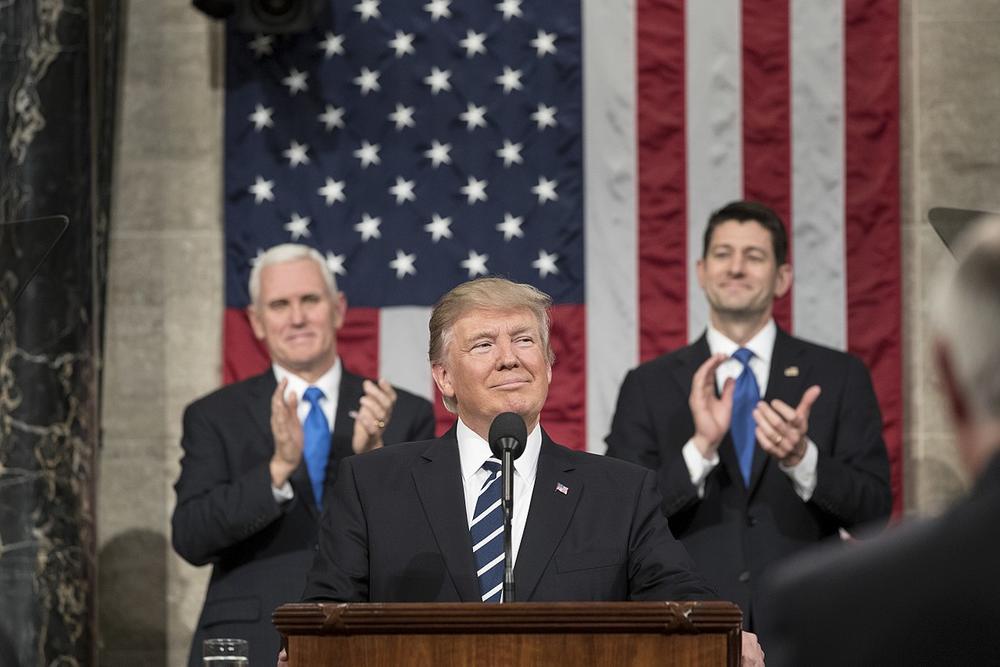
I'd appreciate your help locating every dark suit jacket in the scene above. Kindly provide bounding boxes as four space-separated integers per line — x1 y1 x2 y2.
301 429 718 604
171 368 435 667
759 453 1000 666
605 329 892 629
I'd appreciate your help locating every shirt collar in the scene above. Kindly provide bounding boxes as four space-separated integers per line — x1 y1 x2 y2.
706 319 777 366
272 357 342 402
456 418 542 481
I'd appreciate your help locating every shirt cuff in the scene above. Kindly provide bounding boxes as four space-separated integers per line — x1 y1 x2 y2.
778 438 818 501
682 439 720 498
271 481 294 503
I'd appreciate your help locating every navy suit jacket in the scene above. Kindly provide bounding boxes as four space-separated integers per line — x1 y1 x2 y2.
171 368 435 667
302 429 718 604
605 329 892 628
759 453 1000 666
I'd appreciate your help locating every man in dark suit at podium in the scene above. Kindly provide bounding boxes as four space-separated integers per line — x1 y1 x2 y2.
759 219 1000 665
295 277 764 665
605 201 892 630
171 244 435 667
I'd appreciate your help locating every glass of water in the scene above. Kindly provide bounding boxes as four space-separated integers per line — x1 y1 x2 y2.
203 638 249 665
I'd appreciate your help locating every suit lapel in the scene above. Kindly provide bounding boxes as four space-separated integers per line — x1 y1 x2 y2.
245 370 320 515
515 435 582 602
677 335 746 491
668 336 710 401
245 371 316 499
329 370 364 469
244 371 276 447
411 430 481 602
748 329 807 493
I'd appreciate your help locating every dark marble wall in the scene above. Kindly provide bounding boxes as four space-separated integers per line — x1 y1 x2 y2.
0 0 119 664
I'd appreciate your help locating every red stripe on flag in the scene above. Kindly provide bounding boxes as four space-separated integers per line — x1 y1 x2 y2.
543 304 586 449
336 307 380 381
222 307 380 384
637 0 688 361
844 0 903 514
742 0 793 330
432 385 457 438
223 308 269 383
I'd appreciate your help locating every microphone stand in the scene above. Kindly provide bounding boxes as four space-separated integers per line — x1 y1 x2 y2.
500 438 516 603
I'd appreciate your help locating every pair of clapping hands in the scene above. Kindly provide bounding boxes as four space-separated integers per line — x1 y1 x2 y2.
690 353 821 466
269 378 397 488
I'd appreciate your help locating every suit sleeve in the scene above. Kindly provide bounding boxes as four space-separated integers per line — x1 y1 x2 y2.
628 470 718 601
170 401 286 566
400 392 436 442
808 355 892 529
301 457 370 602
605 369 702 518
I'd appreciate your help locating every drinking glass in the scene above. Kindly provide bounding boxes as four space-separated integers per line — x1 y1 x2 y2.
203 638 249 665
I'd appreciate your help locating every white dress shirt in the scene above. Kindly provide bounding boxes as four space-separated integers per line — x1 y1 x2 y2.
682 320 818 500
270 359 343 502
456 418 542 568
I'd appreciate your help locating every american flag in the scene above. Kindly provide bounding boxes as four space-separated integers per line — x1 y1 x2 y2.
222 0 902 511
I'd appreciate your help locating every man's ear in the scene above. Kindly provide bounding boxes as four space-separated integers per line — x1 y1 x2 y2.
248 305 265 340
774 263 792 298
933 338 969 428
431 362 454 401
695 257 707 291
332 291 347 331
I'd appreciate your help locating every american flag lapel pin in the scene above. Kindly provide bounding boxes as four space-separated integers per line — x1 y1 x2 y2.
555 482 569 495
784 366 799 377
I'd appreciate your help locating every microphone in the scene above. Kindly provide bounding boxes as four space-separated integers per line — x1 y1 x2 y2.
488 411 527 461
488 412 527 603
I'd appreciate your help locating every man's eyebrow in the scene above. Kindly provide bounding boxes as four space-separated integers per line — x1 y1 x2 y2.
463 327 499 341
710 242 768 253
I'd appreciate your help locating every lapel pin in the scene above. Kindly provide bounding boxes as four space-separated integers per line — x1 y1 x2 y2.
555 482 569 495
784 366 799 377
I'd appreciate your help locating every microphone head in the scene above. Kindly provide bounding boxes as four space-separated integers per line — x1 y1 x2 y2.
488 412 528 460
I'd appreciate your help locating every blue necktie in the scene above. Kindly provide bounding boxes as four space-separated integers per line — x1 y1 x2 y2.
731 348 760 486
302 386 331 506
470 459 504 602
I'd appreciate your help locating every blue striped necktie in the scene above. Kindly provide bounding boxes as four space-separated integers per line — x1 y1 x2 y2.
302 386 331 506
731 348 760 486
470 459 505 602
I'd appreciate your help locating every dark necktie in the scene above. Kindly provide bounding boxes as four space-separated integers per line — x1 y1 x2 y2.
731 348 760 486
302 386 331 506
470 459 504 602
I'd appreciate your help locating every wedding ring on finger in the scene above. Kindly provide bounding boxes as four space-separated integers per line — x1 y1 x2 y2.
772 434 783 444
376 419 386 429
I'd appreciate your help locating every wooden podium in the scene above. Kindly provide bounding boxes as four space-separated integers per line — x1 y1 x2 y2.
274 601 742 666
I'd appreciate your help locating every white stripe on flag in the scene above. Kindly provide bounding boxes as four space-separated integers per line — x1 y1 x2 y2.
473 525 504 553
686 0 744 341
583 0 638 453
379 306 433 399
791 0 847 350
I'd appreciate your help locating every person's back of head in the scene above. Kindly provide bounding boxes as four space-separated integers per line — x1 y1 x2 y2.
931 217 1000 476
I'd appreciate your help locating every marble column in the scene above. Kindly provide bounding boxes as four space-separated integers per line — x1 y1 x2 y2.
0 0 120 664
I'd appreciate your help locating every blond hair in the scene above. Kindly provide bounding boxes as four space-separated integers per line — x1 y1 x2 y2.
429 277 554 412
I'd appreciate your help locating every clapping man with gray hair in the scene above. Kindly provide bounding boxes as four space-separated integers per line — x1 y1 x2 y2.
172 243 435 667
